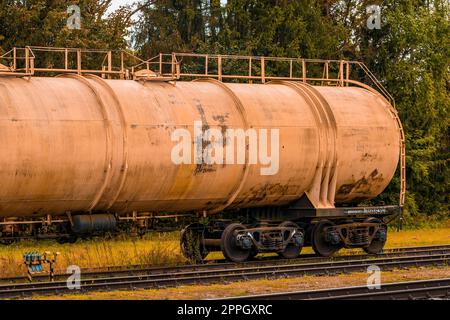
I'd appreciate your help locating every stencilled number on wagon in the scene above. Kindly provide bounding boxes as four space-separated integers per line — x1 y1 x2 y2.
67 5 81 30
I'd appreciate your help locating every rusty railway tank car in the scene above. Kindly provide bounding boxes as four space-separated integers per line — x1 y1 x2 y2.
0 47 405 262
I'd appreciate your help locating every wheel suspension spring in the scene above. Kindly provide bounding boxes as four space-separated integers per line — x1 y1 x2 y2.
348 228 369 245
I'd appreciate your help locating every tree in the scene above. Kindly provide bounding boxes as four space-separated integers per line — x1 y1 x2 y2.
353 1 449 219
133 0 208 56
0 0 134 51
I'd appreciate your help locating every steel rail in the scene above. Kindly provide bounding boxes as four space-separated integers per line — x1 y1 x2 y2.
0 249 449 298
228 278 450 300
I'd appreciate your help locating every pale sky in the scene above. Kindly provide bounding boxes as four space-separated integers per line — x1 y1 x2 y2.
109 0 136 13
108 0 228 13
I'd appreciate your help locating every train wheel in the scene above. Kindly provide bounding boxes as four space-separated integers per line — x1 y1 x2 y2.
180 223 208 263
312 220 342 257
363 218 387 254
278 221 303 259
221 223 251 262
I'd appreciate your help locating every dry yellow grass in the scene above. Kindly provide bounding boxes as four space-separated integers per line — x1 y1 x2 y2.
1 224 449 279
385 227 450 248
0 233 185 278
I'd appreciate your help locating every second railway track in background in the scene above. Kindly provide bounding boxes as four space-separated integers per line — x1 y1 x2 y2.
0 244 449 299
226 278 450 300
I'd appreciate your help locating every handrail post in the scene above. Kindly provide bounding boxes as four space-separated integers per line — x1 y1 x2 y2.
289 59 293 79
13 47 17 70
171 53 176 78
261 57 265 83
339 60 344 86
25 47 29 74
159 53 163 76
120 51 125 79
302 59 306 82
30 57 35 75
77 49 81 75
346 62 350 86
107 51 112 79
65 49 68 70
205 54 208 75
248 57 252 84
218 56 222 81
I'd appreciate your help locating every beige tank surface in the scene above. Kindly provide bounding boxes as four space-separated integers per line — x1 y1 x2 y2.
0 75 400 218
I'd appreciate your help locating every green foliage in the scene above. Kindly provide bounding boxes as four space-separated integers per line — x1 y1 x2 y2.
0 0 134 52
373 2 449 218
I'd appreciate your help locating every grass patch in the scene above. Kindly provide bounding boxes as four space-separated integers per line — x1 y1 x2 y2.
0 232 184 278
1 222 449 279
400 213 450 230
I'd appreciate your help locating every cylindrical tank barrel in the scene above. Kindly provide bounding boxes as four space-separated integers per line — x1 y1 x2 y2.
0 76 400 218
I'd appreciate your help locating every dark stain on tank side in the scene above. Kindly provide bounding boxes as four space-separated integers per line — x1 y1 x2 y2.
194 98 209 130
337 169 384 196
168 93 177 105
220 124 228 167
212 113 230 167
370 169 379 178
212 113 229 124
233 183 290 206
193 98 215 175
361 152 376 161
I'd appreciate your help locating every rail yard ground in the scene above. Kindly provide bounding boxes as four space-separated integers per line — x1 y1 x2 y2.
1 220 449 280
33 265 450 300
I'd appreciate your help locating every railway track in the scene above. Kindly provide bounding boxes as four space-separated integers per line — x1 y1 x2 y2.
229 278 450 300
2 244 450 284
0 244 449 299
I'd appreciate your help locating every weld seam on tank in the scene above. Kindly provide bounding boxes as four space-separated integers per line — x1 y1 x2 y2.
273 81 338 208
268 80 324 205
85 75 129 210
303 83 338 207
193 78 251 215
60 74 115 211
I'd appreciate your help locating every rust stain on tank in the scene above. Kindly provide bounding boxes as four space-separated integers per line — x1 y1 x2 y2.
361 152 377 161
193 98 216 175
212 113 229 124
235 183 290 206
337 169 384 196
